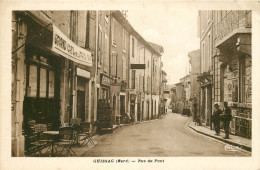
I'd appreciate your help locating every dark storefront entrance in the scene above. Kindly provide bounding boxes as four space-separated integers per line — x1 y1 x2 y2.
23 46 60 130
120 95 125 116
147 101 150 120
130 94 136 122
77 90 85 122
137 103 141 121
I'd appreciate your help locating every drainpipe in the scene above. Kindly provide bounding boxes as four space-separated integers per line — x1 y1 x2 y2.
94 10 99 122
143 47 145 121
150 53 153 119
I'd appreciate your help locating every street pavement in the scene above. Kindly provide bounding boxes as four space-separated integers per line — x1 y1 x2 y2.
82 112 250 157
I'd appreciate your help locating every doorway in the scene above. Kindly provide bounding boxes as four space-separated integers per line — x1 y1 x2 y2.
137 103 141 121
120 95 125 116
77 90 85 122
147 101 150 120
142 101 144 121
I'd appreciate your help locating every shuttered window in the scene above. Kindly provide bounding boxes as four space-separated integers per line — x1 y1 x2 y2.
77 11 87 47
111 53 117 76
122 56 126 80
131 70 136 89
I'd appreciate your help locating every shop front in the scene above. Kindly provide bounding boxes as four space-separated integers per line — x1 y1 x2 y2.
130 94 136 122
197 73 212 127
23 46 61 130
76 68 92 122
13 11 93 156
100 73 110 101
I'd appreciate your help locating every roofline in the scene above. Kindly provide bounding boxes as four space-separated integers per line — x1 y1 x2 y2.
112 10 161 56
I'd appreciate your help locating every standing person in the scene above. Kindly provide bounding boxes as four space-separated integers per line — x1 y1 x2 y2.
212 103 222 136
222 101 232 139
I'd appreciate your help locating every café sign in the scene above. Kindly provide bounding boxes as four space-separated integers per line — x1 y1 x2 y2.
101 73 110 86
52 25 92 66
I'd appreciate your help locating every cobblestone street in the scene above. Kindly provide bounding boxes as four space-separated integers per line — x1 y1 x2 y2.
82 113 249 157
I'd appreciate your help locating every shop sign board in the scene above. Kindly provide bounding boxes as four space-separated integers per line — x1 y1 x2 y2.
130 94 136 101
101 73 110 86
52 25 92 66
77 68 91 79
130 64 146 69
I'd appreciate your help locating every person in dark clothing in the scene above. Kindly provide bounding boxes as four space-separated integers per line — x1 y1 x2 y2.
212 103 222 136
222 101 232 139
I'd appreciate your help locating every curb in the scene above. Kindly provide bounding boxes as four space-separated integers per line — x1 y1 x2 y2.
187 120 252 152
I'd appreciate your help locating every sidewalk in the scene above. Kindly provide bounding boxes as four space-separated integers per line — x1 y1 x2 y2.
188 119 252 152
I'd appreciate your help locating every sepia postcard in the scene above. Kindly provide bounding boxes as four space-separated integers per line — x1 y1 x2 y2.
1 1 260 170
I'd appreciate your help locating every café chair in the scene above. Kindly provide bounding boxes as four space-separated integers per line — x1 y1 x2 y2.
70 118 82 145
78 122 91 146
28 124 51 156
57 126 77 157
85 123 97 146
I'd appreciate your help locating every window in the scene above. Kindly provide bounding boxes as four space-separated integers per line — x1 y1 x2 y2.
131 70 136 89
98 26 102 66
77 11 87 47
39 68 47 98
104 34 109 73
122 56 126 80
132 38 135 58
49 70 55 98
208 33 211 70
97 88 100 100
111 52 117 76
112 18 116 46
239 57 246 103
24 49 58 126
123 28 126 52
202 42 205 72
28 65 37 97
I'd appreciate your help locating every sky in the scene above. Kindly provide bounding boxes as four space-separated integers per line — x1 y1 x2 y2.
127 9 200 85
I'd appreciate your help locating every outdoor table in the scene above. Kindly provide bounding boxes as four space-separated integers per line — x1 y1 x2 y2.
43 131 59 157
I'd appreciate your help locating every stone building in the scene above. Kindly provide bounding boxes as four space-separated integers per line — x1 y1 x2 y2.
11 10 166 156
175 81 184 114
109 11 130 124
197 11 214 127
188 49 200 118
198 10 252 138
12 10 97 156
213 11 252 138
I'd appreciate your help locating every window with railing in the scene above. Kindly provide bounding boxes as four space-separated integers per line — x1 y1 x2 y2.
215 10 252 43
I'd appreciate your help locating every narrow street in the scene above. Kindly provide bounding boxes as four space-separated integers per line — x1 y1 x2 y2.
83 113 249 157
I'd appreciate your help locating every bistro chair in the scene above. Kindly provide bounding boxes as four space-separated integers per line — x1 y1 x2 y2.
85 123 97 146
57 126 77 157
70 118 82 145
27 124 51 156
78 122 91 146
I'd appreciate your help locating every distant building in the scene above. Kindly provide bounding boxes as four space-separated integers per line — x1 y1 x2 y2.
188 49 200 118
175 81 184 114
170 86 177 112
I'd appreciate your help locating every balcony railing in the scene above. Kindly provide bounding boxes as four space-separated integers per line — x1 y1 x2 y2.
215 10 251 44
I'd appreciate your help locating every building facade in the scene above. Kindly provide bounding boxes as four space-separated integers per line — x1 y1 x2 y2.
198 10 252 138
12 10 97 156
213 10 252 138
110 11 129 124
175 81 184 114
12 10 166 156
197 10 214 127
188 49 200 117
